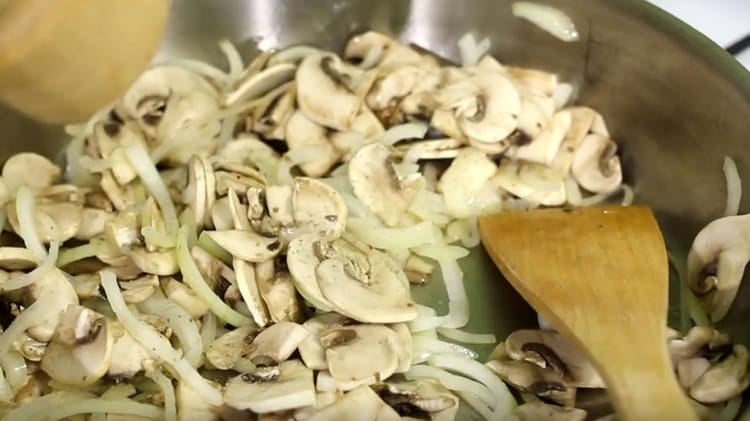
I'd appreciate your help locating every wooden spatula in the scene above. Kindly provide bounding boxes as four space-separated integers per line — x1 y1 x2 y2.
478 205 697 421
0 0 170 123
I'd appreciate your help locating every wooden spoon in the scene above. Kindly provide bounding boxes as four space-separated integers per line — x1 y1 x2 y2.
478 205 697 421
0 0 170 123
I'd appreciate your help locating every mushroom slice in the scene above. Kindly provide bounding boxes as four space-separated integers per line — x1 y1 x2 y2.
75 208 112 240
516 402 587 421
298 312 350 370
25 268 80 342
296 52 362 130
286 234 335 311
248 321 309 366
689 344 750 404
258 270 303 323
205 325 257 370
570 134 623 194
506 66 559 97
2 153 61 194
223 63 297 108
376 380 459 421
668 326 731 361
234 259 270 327
493 159 566 206
285 111 340 177
344 31 429 69
204 230 282 262
161 277 209 319
366 65 425 112
292 177 348 239
486 359 576 407
211 197 234 231
390 323 413 373
450 72 522 144
118 275 159 304
0 247 36 270
15 333 46 361
550 107 597 174
307 384 400 421
430 109 466 142
438 148 497 219
322 324 399 390
107 322 151 380
396 139 464 161
504 329 604 388
687 214 750 322
40 305 113 386
509 109 572 166
70 273 101 300
677 358 712 389
6 200 83 243
224 360 315 414
185 155 210 228
317 251 418 324
128 249 179 276
266 185 294 227
348 142 422 227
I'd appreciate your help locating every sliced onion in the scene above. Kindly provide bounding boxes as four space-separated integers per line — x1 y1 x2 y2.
511 2 580 42
347 218 439 250
428 353 515 415
16 186 46 261
409 305 449 332
2 240 58 291
57 238 110 268
218 114 238 149
436 259 469 329
0 278 65 354
148 370 177 421
276 145 327 185
565 175 583 206
340 191 374 218
2 391 96 421
444 218 480 248
142 226 177 249
177 227 252 327
197 231 233 265
621 184 635 206
437 327 496 345
0 351 27 393
200 311 218 352
161 59 230 84
457 391 494 420
125 143 179 234
412 243 469 262
405 365 494 408
723 156 742 216
0 367 12 403
101 270 223 405
380 122 429 146
458 32 491 67
412 336 478 362
139 294 203 367
44 398 163 420
218 39 244 82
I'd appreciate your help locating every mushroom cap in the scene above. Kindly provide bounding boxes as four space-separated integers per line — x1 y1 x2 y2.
0 247 37 270
285 111 340 177
40 305 113 386
316 250 418 324
248 321 309 365
454 72 522 144
224 360 316 413
344 31 426 69
204 230 282 263
26 268 80 342
348 142 421 227
292 177 348 240
296 52 362 131
504 329 604 388
687 214 750 322
438 147 498 219
323 324 399 389
570 134 623 194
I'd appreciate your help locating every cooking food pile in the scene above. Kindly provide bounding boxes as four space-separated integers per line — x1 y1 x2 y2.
0 21 746 421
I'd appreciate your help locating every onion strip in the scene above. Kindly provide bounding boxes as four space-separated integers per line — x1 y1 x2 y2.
176 226 252 327
218 39 245 82
2 240 58 291
124 143 179 234
723 156 742 216
3 391 96 421
0 351 26 393
57 238 108 267
380 122 429 146
15 186 46 261
347 218 439 250
148 370 177 421
100 270 223 405
437 259 470 329
437 327 496 345
457 391 493 420
405 365 494 408
139 294 204 367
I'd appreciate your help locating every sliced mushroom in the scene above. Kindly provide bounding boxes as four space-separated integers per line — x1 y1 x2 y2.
678 358 712 389
668 326 731 362
0 248 37 271
40 305 113 386
344 31 429 69
550 107 598 174
306 384 400 421
118 275 159 304
348 142 422 226
438 147 497 218
292 177 348 240
285 111 341 177
223 63 296 108
234 259 270 327
286 234 335 311
25 268 79 342
205 325 257 370
296 53 362 130
265 185 294 228
322 324 399 390
14 333 46 361
2 153 61 194
224 360 315 414
258 270 303 324
570 134 622 194
504 329 604 388
486 359 576 407
75 208 112 240
161 277 209 319
516 402 587 421
508 110 571 166
298 312 350 370
493 159 566 206
390 323 413 374
687 214 750 322
317 250 417 323
69 273 101 300
128 249 179 276
107 322 151 379
689 344 750 404
204 230 282 263
248 321 309 366
366 65 425 114
376 380 459 421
